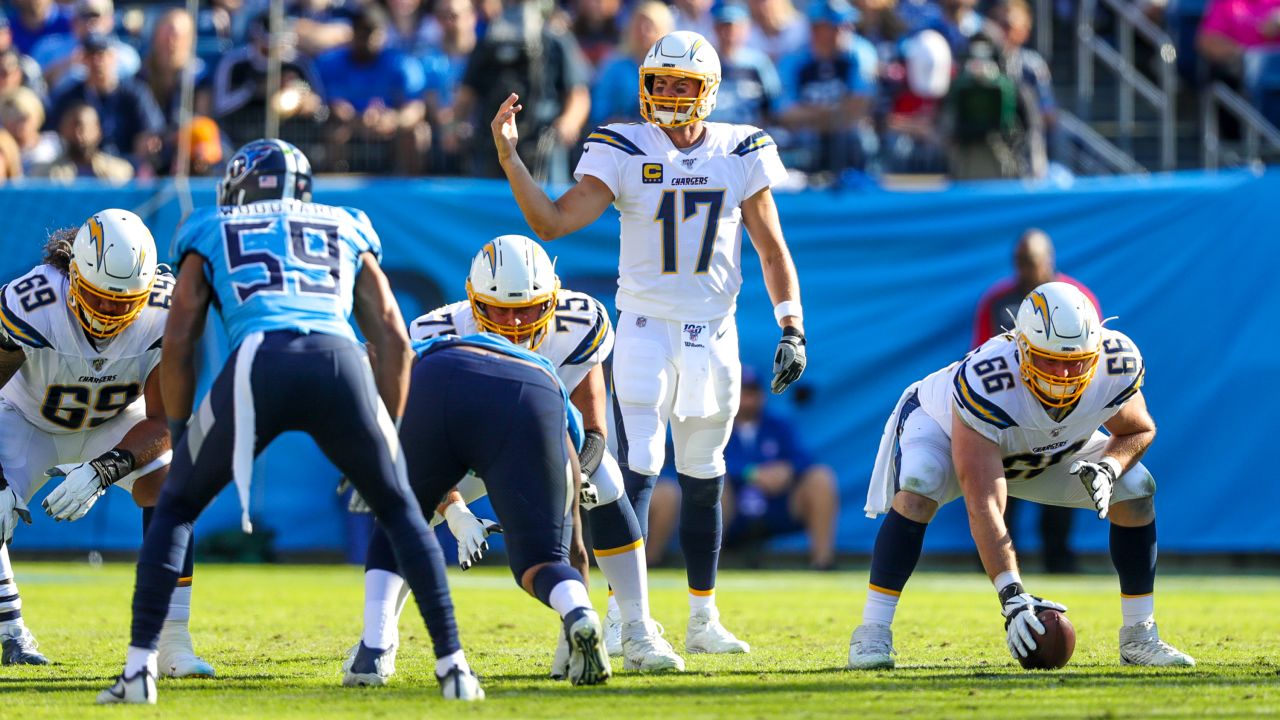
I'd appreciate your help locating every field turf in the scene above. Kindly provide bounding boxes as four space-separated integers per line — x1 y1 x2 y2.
3 562 1277 718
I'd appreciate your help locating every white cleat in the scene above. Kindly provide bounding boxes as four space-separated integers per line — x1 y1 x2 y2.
157 621 216 678
848 623 896 669
437 665 485 701
686 607 750 654
342 642 399 687
564 608 611 686
96 669 158 705
549 629 570 681
604 605 623 657
1119 621 1196 667
621 619 684 672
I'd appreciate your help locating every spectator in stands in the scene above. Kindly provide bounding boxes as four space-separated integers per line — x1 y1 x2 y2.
172 115 226 176
315 2 428 174
672 0 716 44
747 0 811 61
572 0 624 70
1196 0 1280 77
589 0 673 126
0 126 21 180
49 31 164 165
455 0 590 181
992 0 1056 131
277 0 358 57
0 17 48 97
6 0 73 56
712 0 783 127
30 100 133 182
776 0 877 173
195 0 243 62
31 0 140 93
854 0 909 61
971 228 1099 574
141 8 202 129
881 27 950 173
920 0 990 57
0 85 60 170
208 11 325 148
422 0 477 173
647 368 839 570
380 0 436 58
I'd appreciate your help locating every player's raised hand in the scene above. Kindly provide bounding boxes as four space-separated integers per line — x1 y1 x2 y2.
491 93 523 162
0 476 32 543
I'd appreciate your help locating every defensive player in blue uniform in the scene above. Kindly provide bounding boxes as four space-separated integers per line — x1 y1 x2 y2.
97 139 479 704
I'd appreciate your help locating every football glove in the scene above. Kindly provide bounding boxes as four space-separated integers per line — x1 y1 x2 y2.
771 326 807 395
578 475 600 507
1000 588 1068 659
43 449 135 522
0 476 32 544
1069 457 1121 520
336 477 371 514
443 501 503 570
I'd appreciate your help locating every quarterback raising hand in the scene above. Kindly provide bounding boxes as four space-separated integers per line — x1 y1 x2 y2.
491 92 523 162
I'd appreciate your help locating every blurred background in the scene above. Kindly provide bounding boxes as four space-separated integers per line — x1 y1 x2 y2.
0 0 1276 570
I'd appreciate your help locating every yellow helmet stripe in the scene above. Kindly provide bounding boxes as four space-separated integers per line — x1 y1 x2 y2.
1028 291 1051 335
89 215 106 268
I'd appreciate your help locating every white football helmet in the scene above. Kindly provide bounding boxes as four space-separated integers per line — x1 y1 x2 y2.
639 30 721 128
68 209 158 339
465 235 559 350
1014 281 1102 408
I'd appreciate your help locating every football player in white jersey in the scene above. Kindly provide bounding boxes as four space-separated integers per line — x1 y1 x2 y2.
491 30 806 654
0 210 214 676
341 236 684 686
848 282 1195 669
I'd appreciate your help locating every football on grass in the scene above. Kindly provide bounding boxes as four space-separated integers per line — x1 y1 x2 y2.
1019 609 1076 670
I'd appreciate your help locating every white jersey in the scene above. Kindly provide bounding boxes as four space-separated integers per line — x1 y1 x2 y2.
916 330 1145 475
0 264 170 435
408 288 614 392
574 121 788 322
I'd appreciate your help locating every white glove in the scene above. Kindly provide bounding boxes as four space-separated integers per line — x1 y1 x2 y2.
443 501 503 570
0 481 32 543
42 462 108 522
336 478 371 514
1001 591 1068 659
579 475 600 507
1069 457 1121 519
772 328 807 394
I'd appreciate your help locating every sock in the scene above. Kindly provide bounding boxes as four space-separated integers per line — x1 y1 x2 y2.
362 569 405 650
125 645 158 677
678 473 723 602
589 498 648 624
608 592 620 618
862 588 900 626
530 563 588 613
622 468 657 540
689 588 715 612
1110 521 1157 627
378 508 460 660
145 506 196 625
548 579 593 617
0 543 22 628
435 648 471 677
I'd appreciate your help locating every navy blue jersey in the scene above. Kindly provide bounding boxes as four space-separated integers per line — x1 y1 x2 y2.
173 199 382 349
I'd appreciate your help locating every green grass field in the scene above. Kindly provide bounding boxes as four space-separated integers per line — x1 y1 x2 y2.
3 562 1277 718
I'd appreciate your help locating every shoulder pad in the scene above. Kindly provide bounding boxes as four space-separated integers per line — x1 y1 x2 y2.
952 357 1019 430
0 268 58 350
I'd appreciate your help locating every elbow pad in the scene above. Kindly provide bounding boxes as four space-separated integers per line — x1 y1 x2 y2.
578 430 606 478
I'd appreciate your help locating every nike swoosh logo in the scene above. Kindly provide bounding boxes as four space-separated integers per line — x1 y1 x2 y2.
715 329 728 340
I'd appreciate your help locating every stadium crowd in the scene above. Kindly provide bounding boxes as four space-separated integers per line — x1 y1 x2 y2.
0 0 1070 184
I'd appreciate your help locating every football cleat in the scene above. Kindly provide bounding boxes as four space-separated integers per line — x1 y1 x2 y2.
549 628 570 680
604 605 623 657
848 623 896 669
157 620 216 678
96 669 158 705
437 665 485 701
621 619 684 672
1 625 50 665
685 607 750 654
342 642 399 687
1119 621 1196 667
563 607 611 686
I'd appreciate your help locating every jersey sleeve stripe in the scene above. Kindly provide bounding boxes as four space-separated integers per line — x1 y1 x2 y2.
952 362 1018 429
563 307 609 366
731 130 776 157
0 287 52 349
1105 364 1145 408
585 128 645 156
147 336 163 351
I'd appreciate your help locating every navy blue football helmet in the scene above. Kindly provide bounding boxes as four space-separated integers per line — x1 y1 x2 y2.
217 138 313 206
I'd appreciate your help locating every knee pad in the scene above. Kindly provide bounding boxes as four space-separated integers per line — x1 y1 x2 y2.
895 440 952 504
1116 463 1157 501
672 421 731 478
583 452 624 510
678 474 724 508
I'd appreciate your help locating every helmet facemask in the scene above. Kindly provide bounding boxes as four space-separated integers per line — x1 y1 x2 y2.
466 282 559 350
639 68 717 128
67 211 157 340
1016 333 1099 408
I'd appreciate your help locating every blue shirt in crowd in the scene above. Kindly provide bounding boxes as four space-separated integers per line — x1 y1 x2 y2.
314 47 426 112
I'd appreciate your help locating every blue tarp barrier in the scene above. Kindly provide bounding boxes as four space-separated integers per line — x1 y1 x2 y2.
0 169 1274 554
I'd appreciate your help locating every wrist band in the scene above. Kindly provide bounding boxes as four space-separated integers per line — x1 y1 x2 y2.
773 300 803 325
993 570 1022 594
